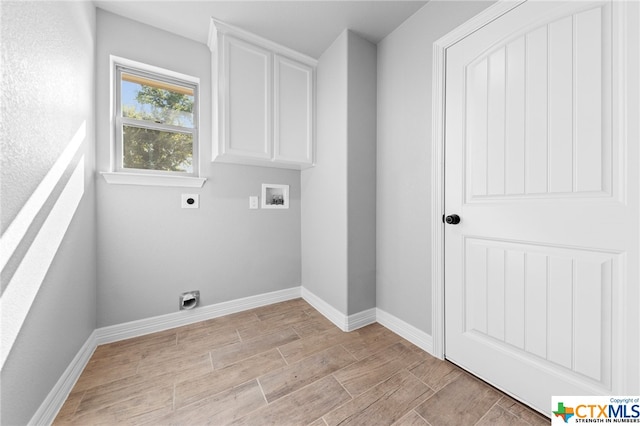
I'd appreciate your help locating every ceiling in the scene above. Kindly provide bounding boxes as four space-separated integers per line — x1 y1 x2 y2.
94 1 429 59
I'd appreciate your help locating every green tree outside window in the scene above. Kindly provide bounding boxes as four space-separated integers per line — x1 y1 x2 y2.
121 76 195 173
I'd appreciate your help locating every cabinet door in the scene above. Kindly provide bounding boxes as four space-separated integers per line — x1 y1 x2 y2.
273 55 314 165
223 35 272 159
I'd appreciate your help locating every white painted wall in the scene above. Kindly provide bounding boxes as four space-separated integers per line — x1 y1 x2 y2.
376 1 494 333
301 31 349 313
0 2 97 424
96 10 301 327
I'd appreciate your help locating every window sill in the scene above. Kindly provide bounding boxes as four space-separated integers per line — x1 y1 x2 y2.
101 172 206 188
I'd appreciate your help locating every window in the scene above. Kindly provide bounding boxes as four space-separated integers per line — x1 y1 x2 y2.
108 57 203 186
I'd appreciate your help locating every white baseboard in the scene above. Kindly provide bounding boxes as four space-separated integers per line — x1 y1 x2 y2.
376 308 433 355
300 287 376 332
34 286 433 426
95 287 302 345
33 287 301 424
347 308 377 331
300 289 431 350
29 330 96 426
300 287 348 330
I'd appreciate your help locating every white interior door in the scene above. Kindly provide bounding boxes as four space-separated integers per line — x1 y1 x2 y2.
444 0 638 414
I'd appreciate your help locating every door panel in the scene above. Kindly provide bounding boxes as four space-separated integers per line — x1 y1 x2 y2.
464 3 612 202
224 35 272 159
444 0 635 414
462 237 615 386
274 55 314 165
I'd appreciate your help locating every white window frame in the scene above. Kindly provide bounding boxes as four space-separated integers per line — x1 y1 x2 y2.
103 56 206 187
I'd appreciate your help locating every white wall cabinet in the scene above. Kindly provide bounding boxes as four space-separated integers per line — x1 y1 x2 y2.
209 19 316 169
223 36 272 161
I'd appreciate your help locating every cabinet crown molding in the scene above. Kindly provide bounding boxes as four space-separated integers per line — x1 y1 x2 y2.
208 18 318 67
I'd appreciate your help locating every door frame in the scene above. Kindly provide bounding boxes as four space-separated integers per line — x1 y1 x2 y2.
430 0 639 397
430 0 525 360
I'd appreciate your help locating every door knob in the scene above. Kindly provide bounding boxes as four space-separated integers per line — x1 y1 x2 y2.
445 214 461 225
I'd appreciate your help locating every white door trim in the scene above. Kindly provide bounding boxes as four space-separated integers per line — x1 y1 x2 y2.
430 0 526 360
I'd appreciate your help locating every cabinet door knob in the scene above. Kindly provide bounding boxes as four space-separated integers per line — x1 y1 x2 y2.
445 214 461 225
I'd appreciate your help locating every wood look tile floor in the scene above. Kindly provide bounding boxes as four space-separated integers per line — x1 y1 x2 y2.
54 299 550 425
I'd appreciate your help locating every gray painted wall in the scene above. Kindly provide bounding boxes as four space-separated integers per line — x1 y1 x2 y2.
0 2 501 421
0 2 97 424
301 30 377 316
301 31 349 313
376 1 494 333
347 33 377 315
95 10 301 327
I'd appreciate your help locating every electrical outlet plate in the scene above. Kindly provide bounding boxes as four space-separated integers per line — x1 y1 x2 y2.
249 196 259 209
181 194 199 208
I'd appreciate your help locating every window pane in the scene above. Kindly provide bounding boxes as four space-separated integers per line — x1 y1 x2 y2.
123 125 193 173
121 73 195 128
